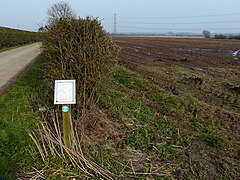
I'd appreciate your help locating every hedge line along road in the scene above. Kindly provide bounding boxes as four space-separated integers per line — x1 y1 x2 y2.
0 43 42 94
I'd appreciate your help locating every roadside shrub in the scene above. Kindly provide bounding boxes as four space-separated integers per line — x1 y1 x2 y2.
41 17 117 116
0 27 38 49
0 28 12 48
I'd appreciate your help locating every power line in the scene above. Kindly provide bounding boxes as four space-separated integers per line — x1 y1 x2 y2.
118 20 240 25
119 12 240 19
108 13 240 33
118 25 240 31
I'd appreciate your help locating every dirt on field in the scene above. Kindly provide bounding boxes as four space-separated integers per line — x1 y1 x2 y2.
113 36 240 178
114 37 240 112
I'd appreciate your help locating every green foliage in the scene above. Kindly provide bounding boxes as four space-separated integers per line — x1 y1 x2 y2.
147 90 178 115
137 107 154 123
100 65 188 155
41 17 117 116
0 27 38 49
204 132 229 148
191 117 204 130
126 136 143 148
0 57 43 178
114 67 142 89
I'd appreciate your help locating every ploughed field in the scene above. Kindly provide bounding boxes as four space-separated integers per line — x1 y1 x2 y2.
113 37 240 113
112 37 240 177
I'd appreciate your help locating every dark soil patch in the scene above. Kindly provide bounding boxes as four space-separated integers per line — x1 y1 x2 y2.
114 37 240 69
186 140 240 179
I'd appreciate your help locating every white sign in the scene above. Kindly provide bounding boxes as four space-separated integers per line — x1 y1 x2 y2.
54 80 76 104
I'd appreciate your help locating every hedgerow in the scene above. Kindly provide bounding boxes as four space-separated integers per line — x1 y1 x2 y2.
40 17 117 116
0 27 38 49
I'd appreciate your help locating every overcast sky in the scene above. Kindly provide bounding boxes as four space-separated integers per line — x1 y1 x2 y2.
1 0 240 34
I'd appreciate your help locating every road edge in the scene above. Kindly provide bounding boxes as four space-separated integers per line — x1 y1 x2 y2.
0 54 41 95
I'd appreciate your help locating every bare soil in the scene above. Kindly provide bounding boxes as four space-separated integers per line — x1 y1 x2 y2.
114 36 240 113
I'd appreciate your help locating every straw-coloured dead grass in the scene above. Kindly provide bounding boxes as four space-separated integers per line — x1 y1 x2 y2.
29 110 115 179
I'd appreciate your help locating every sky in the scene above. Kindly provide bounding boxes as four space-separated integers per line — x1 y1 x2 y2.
1 0 240 34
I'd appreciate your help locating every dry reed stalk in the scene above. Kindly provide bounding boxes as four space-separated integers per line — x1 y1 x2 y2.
29 110 115 179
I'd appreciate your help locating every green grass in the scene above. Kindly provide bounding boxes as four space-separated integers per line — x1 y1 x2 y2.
204 132 229 148
113 66 142 90
99 66 188 175
0 57 234 178
0 56 43 179
97 64 233 178
0 42 37 53
101 65 188 149
0 45 21 53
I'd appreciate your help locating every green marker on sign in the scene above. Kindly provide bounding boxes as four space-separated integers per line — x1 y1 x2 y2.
62 106 69 112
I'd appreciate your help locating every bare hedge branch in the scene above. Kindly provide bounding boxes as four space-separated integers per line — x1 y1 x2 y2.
41 17 117 117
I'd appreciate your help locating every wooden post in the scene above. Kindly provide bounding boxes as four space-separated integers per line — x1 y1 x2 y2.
62 105 71 148
54 80 76 148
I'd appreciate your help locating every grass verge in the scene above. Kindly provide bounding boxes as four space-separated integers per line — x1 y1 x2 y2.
0 55 43 179
95 64 236 178
0 42 37 53
0 56 238 178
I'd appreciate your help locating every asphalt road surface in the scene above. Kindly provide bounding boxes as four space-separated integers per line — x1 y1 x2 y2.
0 43 42 93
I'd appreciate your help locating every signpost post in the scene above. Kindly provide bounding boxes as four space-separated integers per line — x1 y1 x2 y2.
54 80 76 148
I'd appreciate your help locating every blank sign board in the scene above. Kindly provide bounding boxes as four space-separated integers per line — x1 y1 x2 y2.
54 80 76 104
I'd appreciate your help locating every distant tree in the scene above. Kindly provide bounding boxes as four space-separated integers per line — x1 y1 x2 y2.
47 1 76 23
202 30 211 38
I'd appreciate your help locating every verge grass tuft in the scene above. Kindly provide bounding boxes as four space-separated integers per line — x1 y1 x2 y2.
0 56 43 179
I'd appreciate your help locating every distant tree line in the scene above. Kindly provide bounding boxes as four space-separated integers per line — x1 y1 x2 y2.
214 34 240 40
214 34 227 39
202 29 240 40
0 27 39 49
228 35 240 40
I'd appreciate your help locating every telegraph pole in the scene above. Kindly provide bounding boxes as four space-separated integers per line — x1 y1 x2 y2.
114 13 117 35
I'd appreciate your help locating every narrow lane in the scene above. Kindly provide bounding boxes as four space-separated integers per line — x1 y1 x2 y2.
0 43 42 93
